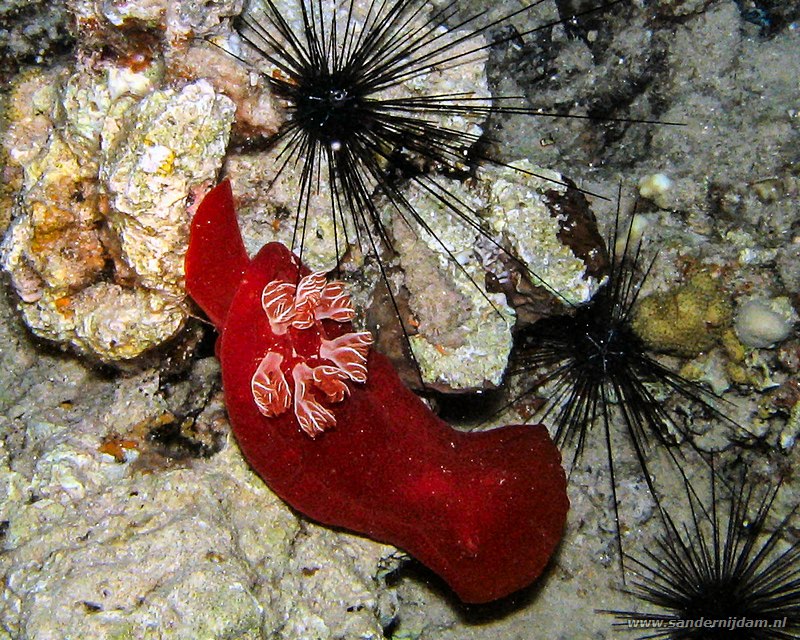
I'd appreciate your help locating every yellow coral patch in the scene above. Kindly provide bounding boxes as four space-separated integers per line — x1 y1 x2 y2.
631 271 733 357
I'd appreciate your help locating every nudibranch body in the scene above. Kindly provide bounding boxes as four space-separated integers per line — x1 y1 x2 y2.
185 180 569 603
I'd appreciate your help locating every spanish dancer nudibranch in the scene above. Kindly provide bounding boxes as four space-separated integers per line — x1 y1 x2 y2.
185 180 569 603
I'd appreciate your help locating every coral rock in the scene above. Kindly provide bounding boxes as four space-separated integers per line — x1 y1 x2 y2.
1 60 235 363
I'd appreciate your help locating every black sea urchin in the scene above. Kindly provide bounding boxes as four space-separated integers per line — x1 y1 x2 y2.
507 206 741 568
222 0 653 375
604 462 800 639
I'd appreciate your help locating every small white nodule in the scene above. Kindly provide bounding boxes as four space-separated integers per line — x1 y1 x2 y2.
734 298 796 348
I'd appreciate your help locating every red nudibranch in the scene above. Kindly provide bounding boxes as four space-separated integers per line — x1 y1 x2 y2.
185 180 569 603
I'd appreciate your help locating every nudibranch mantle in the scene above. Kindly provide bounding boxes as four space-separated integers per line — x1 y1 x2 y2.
185 180 569 604
251 271 373 437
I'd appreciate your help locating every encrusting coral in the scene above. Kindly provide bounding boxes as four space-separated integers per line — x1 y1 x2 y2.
631 270 733 358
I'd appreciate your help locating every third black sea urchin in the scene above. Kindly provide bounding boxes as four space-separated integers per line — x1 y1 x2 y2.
605 461 800 639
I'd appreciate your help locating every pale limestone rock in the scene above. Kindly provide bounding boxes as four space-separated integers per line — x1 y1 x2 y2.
1 62 234 363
